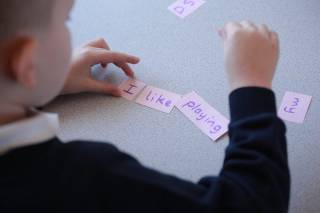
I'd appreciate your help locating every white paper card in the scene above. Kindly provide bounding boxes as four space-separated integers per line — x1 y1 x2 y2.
136 86 181 113
118 78 147 101
278 91 312 123
168 0 206 18
176 91 229 141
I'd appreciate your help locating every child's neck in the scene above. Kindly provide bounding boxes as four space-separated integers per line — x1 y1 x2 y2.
0 103 28 126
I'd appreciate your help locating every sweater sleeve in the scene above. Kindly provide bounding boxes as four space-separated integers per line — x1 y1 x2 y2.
217 87 290 212
61 87 290 213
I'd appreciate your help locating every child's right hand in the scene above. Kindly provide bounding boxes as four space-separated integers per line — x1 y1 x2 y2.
62 38 140 96
219 21 279 91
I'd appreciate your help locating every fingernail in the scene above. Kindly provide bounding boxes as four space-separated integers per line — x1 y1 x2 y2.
134 57 140 62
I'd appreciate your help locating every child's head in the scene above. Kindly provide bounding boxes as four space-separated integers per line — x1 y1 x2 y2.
0 0 74 108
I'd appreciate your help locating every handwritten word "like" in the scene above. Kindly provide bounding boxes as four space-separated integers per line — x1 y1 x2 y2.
177 92 229 141
136 86 181 113
278 91 312 124
168 0 206 19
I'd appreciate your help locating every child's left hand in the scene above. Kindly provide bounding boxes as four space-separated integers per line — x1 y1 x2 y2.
61 38 140 96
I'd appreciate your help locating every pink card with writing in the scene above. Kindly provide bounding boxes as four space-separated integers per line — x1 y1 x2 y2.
135 86 181 113
176 92 229 142
118 78 147 101
278 91 312 124
168 0 206 19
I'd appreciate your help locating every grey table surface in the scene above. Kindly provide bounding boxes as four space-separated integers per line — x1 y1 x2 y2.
45 0 320 212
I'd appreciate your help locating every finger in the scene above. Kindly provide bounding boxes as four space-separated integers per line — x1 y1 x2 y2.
114 62 135 78
84 49 140 68
225 21 242 29
240 20 257 30
224 22 242 39
258 24 272 38
91 50 140 65
107 51 140 64
85 38 111 68
270 31 278 40
85 38 110 50
85 79 121 96
270 31 279 48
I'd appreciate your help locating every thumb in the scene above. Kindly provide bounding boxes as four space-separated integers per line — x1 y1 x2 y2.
85 79 121 97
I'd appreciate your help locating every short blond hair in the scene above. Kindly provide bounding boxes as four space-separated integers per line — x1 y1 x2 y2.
0 0 54 41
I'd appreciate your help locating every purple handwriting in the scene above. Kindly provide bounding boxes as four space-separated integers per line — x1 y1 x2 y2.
284 97 300 113
146 90 173 108
278 91 312 124
136 86 180 113
168 0 205 18
183 101 222 134
174 0 195 14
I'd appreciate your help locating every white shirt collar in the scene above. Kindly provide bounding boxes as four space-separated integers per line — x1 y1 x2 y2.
0 112 59 155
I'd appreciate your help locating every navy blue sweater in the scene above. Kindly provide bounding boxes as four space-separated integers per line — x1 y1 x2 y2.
0 88 290 213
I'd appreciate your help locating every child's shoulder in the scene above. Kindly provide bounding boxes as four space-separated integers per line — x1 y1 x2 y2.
57 139 137 169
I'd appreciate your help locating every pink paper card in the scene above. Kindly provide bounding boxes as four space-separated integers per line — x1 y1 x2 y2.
135 86 181 113
168 0 206 19
176 92 229 142
118 78 147 101
278 91 312 124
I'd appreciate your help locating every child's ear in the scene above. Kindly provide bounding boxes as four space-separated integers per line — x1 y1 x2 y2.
4 37 38 88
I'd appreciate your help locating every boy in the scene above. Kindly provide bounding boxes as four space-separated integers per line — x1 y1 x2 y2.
0 0 290 212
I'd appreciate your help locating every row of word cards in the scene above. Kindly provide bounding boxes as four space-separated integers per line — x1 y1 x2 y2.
118 78 229 141
118 79 313 142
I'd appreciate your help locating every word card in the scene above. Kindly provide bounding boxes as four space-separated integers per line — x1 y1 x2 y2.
118 78 147 101
135 86 181 113
168 0 206 19
177 92 229 141
278 91 312 124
